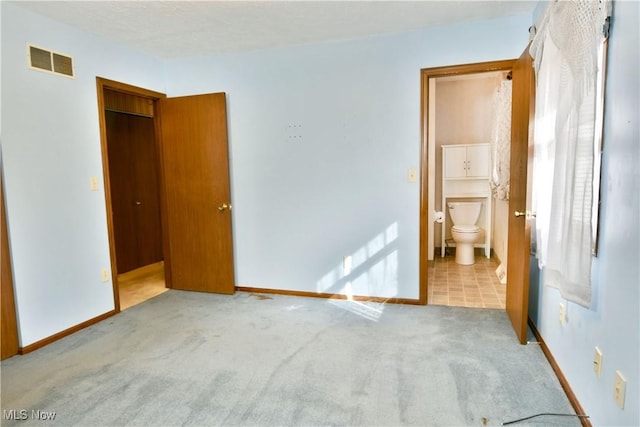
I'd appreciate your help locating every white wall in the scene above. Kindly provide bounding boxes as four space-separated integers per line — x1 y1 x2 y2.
1 3 166 346
165 15 530 300
529 1 640 425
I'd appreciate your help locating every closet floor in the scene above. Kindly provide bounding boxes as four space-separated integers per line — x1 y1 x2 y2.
118 261 168 310
428 253 506 309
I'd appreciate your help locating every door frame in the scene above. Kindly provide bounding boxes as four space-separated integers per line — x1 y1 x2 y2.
419 59 515 304
96 77 171 312
1 159 20 359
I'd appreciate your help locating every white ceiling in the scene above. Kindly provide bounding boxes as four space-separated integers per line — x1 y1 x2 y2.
12 1 536 59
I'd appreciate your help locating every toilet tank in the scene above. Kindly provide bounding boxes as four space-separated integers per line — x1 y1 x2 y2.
447 202 482 226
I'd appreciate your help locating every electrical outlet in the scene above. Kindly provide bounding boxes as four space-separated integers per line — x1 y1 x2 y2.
593 347 603 377
407 168 417 183
614 371 626 409
343 256 352 276
90 176 99 191
101 268 109 282
559 303 566 325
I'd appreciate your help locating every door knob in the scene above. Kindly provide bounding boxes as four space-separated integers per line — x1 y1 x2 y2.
217 203 232 212
135 201 141 206
514 210 536 219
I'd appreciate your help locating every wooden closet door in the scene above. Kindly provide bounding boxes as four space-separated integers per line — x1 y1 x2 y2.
106 111 137 273
106 111 163 273
130 115 163 268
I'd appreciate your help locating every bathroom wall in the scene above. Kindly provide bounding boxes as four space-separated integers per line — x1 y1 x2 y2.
492 198 509 264
433 73 505 254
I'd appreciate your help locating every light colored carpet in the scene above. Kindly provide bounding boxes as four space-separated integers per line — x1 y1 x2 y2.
0 291 579 426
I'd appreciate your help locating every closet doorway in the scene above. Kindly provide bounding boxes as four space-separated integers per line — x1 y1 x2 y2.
98 77 237 313
102 88 167 310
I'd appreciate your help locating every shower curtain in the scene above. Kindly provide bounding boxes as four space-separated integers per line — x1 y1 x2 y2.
490 78 512 201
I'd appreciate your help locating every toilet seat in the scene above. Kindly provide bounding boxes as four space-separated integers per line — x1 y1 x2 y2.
452 225 480 233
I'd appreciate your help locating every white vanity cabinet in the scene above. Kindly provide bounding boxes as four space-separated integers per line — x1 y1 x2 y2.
443 144 490 179
441 143 492 258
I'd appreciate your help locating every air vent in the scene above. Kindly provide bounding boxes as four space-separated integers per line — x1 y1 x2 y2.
28 44 74 78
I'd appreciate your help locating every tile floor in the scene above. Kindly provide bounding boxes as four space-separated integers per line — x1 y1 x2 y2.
428 252 506 309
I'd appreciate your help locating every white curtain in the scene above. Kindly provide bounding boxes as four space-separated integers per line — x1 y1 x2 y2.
530 0 610 307
490 78 512 201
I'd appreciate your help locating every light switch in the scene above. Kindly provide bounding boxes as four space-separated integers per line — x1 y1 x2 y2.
593 347 603 377
407 168 417 183
90 176 99 191
614 371 626 409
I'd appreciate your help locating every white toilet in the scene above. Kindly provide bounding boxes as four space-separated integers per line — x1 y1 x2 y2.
447 201 482 265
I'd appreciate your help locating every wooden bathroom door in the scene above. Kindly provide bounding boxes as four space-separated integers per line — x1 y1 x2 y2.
506 46 536 344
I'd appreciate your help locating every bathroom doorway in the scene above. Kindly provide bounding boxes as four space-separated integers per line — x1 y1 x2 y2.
420 60 515 310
